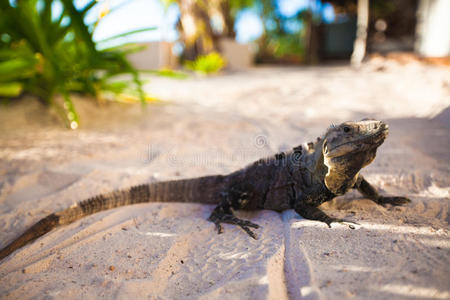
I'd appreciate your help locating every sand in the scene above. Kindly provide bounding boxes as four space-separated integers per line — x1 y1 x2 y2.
0 60 449 299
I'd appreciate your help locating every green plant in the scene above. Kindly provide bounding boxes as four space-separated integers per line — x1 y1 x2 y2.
144 68 189 79
0 0 153 129
185 52 226 75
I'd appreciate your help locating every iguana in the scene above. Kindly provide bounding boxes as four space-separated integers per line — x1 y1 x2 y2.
0 119 410 261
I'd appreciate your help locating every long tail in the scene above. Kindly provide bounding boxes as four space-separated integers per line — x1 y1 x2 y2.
0 175 225 261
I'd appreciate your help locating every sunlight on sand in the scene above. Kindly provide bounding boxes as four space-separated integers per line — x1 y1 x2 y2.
358 223 447 235
218 251 251 260
417 183 450 198
291 220 448 236
330 264 384 272
416 237 450 249
136 231 177 237
377 284 450 299
300 286 316 297
365 174 450 198
258 275 269 285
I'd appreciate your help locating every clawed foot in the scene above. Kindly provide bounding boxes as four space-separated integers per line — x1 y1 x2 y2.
378 196 411 206
208 211 259 239
323 217 359 229
295 205 359 230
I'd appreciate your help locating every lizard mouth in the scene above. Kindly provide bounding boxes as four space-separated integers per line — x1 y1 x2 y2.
361 126 389 145
325 126 389 157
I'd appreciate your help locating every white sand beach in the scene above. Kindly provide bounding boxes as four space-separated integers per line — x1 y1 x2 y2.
0 61 449 299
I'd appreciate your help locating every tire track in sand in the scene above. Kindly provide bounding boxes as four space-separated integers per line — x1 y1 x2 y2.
282 210 321 300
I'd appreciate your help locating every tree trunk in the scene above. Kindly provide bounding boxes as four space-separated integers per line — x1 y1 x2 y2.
177 0 217 61
304 9 320 65
218 0 236 38
351 0 369 67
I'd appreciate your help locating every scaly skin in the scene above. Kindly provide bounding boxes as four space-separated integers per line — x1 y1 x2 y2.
208 119 410 235
0 119 410 261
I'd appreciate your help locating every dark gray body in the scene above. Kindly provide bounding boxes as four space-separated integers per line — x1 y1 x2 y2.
223 150 332 212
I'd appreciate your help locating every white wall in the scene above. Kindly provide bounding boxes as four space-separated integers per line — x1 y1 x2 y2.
220 39 253 70
415 0 450 57
127 42 177 70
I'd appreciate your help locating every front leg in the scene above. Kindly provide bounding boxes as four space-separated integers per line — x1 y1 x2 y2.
354 175 411 206
294 202 358 228
208 190 260 239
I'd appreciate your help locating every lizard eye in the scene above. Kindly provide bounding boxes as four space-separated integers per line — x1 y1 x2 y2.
323 140 328 153
343 126 351 133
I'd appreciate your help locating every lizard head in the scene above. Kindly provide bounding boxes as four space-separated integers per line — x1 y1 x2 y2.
321 119 388 194
322 119 388 160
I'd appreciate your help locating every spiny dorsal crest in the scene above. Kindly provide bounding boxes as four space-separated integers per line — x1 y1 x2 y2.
306 136 322 151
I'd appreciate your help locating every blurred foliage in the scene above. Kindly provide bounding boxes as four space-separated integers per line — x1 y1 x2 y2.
255 1 313 63
164 0 312 64
160 0 177 8
185 52 226 75
370 0 400 16
261 33 305 61
229 0 256 15
0 0 153 129
160 0 256 61
144 68 189 79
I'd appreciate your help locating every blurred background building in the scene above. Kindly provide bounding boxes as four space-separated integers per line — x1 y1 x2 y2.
88 0 449 70
415 0 450 57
